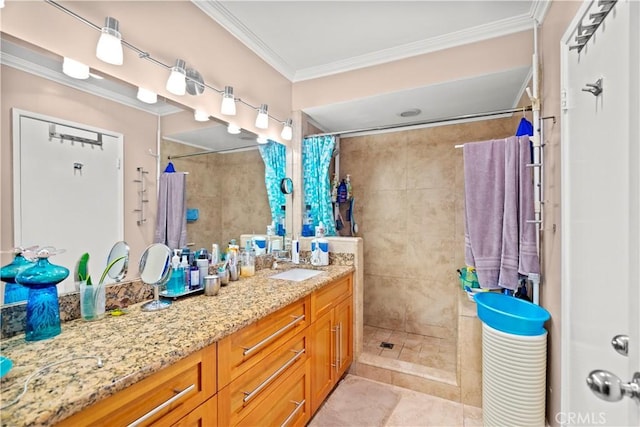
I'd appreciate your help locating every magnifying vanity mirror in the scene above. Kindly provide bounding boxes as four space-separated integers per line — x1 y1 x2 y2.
104 241 129 282
1 32 283 308
139 243 172 312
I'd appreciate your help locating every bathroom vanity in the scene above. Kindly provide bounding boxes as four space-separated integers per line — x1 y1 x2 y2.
0 265 354 426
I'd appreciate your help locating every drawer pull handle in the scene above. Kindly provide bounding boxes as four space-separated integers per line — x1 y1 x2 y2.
280 399 306 427
243 348 305 403
127 383 195 427
243 314 305 356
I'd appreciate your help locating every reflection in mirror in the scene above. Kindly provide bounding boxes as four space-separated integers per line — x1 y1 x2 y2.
104 241 129 282
139 243 172 312
1 34 283 308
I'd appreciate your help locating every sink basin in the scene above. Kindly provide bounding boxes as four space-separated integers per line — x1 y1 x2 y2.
270 269 324 282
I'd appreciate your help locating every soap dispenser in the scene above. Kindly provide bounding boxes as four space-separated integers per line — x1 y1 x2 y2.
311 222 329 266
1 247 35 304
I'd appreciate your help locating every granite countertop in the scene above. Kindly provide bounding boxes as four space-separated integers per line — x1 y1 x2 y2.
0 264 354 426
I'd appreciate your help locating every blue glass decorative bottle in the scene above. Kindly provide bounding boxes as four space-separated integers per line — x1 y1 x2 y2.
15 249 69 341
1 248 35 304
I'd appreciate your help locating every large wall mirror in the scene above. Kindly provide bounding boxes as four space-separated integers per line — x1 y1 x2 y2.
0 34 281 305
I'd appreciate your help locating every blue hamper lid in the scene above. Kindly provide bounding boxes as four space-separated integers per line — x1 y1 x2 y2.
474 292 550 336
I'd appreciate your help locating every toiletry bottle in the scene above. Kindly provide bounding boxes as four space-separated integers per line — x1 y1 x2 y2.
266 223 275 253
291 237 300 264
180 255 190 291
240 240 256 277
189 260 200 290
169 250 183 294
211 243 219 265
277 205 286 236
197 254 209 287
337 179 348 203
302 204 314 237
346 174 353 200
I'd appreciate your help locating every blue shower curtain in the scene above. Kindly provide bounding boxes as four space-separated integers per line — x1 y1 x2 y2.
258 140 286 224
303 135 336 236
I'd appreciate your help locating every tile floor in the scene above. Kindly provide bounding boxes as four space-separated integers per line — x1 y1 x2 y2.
363 325 457 373
309 375 482 427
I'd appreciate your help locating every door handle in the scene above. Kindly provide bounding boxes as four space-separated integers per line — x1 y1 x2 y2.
611 334 629 357
586 370 640 404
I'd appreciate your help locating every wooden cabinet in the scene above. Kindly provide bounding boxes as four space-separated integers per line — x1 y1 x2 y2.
159 395 217 427
58 344 217 427
310 274 353 413
218 329 309 426
218 296 310 388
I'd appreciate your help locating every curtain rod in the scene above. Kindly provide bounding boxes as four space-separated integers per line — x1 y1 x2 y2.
305 105 532 138
167 145 257 160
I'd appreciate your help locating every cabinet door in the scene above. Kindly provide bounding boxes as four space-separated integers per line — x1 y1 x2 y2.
163 395 217 427
310 309 335 414
335 296 353 378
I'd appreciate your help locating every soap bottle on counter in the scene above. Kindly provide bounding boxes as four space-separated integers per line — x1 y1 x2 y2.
180 255 190 291
240 240 255 277
189 260 200 290
168 250 184 295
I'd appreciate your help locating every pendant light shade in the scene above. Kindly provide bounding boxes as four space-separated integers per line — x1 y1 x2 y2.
96 17 123 65
166 59 187 96
256 135 269 144
194 110 210 122
137 87 157 104
227 124 241 134
62 57 90 79
281 119 293 141
221 86 236 116
255 104 269 129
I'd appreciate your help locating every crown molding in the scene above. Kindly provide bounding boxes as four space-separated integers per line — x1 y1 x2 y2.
0 51 181 116
294 13 535 82
195 0 547 83
192 0 296 80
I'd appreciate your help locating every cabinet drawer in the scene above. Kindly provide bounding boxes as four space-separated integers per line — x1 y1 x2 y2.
311 274 352 321
236 359 311 427
164 394 218 427
219 329 308 426
218 297 309 387
58 344 216 427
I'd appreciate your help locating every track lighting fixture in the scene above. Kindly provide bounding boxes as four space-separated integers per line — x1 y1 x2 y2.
0 0 5 8
136 87 157 104
194 110 210 122
96 17 123 65
255 104 269 129
62 57 90 79
166 59 187 96
281 119 293 141
227 124 241 134
221 86 236 116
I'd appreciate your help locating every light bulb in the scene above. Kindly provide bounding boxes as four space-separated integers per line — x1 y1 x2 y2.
281 119 293 141
96 17 123 65
166 59 186 96
194 110 209 122
137 87 157 104
227 124 241 134
0 0 5 8
255 104 269 129
221 86 236 116
256 135 269 144
62 57 90 79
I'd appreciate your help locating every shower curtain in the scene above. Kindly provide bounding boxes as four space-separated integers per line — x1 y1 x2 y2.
302 135 336 236
258 140 286 224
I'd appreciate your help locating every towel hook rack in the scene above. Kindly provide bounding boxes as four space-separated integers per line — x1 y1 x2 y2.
134 167 149 226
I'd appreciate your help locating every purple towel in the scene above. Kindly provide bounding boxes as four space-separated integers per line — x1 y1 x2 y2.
464 136 539 290
154 172 187 250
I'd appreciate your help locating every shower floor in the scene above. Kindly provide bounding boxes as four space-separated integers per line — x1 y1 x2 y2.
362 325 457 373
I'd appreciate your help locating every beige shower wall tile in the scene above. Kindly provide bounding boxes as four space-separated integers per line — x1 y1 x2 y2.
363 274 407 331
341 135 407 192
406 139 457 190
460 369 483 407
362 231 407 277
459 315 483 373
406 188 456 238
360 189 407 233
405 235 456 279
405 275 457 334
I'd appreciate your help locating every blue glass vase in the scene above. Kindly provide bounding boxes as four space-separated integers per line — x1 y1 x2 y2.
1 250 34 304
16 251 69 342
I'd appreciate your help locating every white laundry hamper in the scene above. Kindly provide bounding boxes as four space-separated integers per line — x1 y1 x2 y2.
473 292 550 427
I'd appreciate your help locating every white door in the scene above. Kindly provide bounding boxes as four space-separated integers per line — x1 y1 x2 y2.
13 111 123 293
561 1 640 426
